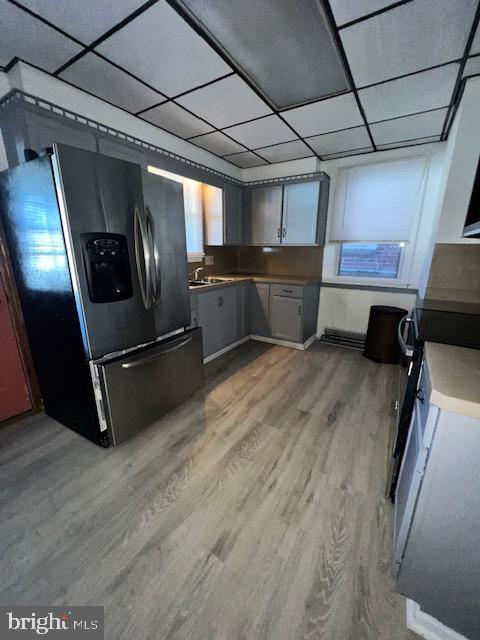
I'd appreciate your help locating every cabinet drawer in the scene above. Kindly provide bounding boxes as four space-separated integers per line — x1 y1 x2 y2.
270 283 303 299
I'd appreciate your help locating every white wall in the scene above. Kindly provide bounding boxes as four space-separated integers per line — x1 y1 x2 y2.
435 76 480 244
317 287 416 336
3 62 242 180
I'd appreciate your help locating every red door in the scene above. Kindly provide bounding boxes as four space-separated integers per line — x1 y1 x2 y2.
0 273 32 421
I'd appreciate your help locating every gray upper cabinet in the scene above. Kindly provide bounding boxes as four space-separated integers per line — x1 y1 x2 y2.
282 181 320 245
25 111 97 155
270 294 303 342
224 183 244 245
247 186 283 244
98 136 147 168
245 176 329 246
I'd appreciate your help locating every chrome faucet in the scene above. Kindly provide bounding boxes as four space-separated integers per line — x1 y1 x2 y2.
189 267 204 281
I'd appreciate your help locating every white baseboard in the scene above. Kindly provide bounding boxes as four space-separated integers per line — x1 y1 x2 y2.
204 334 317 363
203 337 250 364
406 600 469 640
250 334 316 351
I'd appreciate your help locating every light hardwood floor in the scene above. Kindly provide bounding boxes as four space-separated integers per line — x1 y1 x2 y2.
0 341 419 640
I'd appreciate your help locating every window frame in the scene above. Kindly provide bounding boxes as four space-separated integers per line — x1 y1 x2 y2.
321 152 431 289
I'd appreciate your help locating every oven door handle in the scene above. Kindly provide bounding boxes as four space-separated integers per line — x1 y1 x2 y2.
398 314 413 358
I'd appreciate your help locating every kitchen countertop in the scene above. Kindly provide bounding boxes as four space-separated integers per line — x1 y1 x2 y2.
189 272 321 291
425 342 480 419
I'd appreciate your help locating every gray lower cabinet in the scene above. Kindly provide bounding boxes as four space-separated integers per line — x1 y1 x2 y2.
395 362 480 640
270 295 303 342
250 283 271 336
195 280 319 359
196 286 239 358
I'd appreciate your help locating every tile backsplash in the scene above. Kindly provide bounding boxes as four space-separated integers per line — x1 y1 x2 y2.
189 246 324 279
426 243 480 303
234 246 323 277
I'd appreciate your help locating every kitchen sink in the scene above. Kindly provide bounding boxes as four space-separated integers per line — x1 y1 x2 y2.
204 277 234 283
189 277 234 287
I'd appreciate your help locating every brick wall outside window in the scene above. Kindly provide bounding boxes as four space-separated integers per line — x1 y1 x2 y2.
338 243 402 278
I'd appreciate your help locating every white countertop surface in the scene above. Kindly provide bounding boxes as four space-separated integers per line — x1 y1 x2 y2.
425 342 480 419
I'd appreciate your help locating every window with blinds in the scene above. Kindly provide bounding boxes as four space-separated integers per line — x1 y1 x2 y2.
329 157 426 280
330 157 427 243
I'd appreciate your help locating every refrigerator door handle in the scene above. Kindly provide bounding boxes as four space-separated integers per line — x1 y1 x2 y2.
146 206 160 305
121 335 194 368
134 205 152 310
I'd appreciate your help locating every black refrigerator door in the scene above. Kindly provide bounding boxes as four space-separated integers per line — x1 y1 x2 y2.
52 143 156 358
142 170 190 336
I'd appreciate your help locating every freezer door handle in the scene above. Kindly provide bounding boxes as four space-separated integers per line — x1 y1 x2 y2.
145 206 160 305
134 205 152 310
121 336 194 369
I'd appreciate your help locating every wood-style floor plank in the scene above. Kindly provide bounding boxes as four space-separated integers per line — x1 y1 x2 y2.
0 341 418 639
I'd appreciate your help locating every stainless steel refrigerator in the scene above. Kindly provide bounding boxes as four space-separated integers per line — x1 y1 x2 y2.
0 143 203 446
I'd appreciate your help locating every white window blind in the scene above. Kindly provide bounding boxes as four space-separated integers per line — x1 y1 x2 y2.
202 184 223 246
147 165 204 261
183 178 204 261
330 157 427 242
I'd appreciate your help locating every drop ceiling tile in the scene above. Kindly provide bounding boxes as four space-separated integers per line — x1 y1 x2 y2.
256 140 314 163
177 0 348 108
222 115 295 148
330 0 397 27
341 0 478 87
176 75 272 129
281 93 363 137
377 135 441 150
359 63 458 123
192 132 247 156
463 56 480 78
306 126 372 156
370 109 447 145
322 147 373 160
18 0 146 44
141 102 214 138
471 23 480 55
224 151 266 168
96 1 231 96
60 53 164 113
0 0 82 71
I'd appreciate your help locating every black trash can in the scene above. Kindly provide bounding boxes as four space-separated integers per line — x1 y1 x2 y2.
363 305 407 364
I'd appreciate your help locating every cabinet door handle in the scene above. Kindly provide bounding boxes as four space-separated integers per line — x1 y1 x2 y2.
282 289 293 294
217 296 222 307
298 304 302 316
277 227 281 238
415 388 425 404
282 228 286 238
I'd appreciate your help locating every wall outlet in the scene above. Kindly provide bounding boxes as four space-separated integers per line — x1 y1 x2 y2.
205 255 214 266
